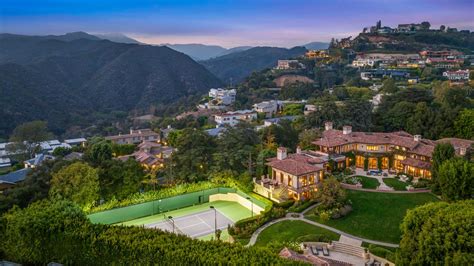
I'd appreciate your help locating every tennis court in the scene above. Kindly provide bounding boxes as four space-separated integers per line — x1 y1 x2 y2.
119 200 254 239
146 209 233 238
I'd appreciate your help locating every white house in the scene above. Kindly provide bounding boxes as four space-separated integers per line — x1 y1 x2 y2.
209 88 236 106
443 70 470 81
253 100 280 118
351 58 376 67
214 110 257 127
275 60 304 70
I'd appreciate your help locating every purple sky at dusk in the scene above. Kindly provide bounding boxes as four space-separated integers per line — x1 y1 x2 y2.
1 0 473 48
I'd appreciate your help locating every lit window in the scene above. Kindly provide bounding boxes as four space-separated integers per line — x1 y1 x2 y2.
367 145 379 151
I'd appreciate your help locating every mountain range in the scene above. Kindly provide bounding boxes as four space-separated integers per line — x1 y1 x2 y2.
0 33 222 136
200 46 308 83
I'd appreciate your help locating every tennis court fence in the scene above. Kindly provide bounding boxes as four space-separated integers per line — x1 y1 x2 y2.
87 187 264 224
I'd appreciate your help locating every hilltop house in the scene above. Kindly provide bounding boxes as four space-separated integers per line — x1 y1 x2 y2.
443 69 470 82
214 110 257 127
275 60 305 70
313 122 473 179
209 88 236 106
105 129 160 144
253 100 280 118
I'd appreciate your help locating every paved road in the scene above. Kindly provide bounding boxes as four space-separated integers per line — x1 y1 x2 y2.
246 204 400 248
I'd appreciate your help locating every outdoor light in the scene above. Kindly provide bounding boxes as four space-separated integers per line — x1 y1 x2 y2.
210 206 217 237
246 197 254 217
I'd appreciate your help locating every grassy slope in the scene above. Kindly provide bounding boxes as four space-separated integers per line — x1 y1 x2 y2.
255 220 340 246
306 190 439 243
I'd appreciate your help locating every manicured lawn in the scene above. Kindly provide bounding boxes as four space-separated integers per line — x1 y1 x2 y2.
255 220 340 246
357 176 380 189
383 178 408 191
306 190 439 243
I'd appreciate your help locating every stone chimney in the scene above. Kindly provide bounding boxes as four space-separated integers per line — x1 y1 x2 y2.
414 135 422 142
324 121 333 131
296 146 302 154
277 147 287 160
343 125 352 135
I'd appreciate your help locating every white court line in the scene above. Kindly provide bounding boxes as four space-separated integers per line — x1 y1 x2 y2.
196 214 213 230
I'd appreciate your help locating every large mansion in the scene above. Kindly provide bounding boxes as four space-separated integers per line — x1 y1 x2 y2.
314 122 472 179
255 122 472 201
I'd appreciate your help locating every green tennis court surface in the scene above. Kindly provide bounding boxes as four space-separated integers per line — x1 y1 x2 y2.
119 200 253 239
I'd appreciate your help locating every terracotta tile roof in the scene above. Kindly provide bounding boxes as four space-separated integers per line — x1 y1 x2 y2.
313 129 438 157
436 138 474 150
267 154 323 176
401 158 432 169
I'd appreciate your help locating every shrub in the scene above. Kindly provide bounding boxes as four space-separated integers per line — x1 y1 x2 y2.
296 234 331 243
368 245 396 262
319 211 331 222
288 200 315 213
413 178 431 188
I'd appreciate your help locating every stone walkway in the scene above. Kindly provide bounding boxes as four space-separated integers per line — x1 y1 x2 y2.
246 204 400 248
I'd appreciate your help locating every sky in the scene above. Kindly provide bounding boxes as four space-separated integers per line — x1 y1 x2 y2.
1 0 473 48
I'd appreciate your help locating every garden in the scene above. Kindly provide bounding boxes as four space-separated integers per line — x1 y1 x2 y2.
255 220 340 250
305 190 439 243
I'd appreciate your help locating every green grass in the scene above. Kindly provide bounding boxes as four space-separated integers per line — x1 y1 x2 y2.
306 190 439 243
383 178 408 191
119 200 253 226
357 176 380 189
255 220 340 246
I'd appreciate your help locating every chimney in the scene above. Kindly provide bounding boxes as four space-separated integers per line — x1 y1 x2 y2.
324 121 333 131
343 125 352 135
277 147 287 160
414 135 422 142
296 146 302 154
130 128 134 134
167 125 171 129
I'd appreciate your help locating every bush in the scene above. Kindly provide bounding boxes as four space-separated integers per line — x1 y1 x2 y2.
343 168 353 175
288 200 315 213
368 245 396 262
296 234 331 243
414 178 431 188
343 176 361 185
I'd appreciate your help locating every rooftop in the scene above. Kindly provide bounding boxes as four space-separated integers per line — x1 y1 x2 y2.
267 153 323 176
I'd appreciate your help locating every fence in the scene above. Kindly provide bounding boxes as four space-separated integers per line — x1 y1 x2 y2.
87 187 262 224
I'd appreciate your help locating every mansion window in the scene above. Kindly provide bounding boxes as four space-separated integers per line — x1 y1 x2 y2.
367 145 379 151
309 175 315 184
300 176 308 187
288 176 293 187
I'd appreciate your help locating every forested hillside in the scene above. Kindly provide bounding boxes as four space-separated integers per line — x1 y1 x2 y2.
201 46 307 83
0 34 223 137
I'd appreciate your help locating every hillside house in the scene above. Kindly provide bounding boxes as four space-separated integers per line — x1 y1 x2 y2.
443 69 470 82
214 110 257 127
105 129 160 144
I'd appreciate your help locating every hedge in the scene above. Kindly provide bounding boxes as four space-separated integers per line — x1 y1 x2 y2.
1 200 299 265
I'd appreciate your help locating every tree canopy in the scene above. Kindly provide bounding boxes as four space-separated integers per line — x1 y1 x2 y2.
438 158 473 201
398 200 474 265
49 162 100 207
